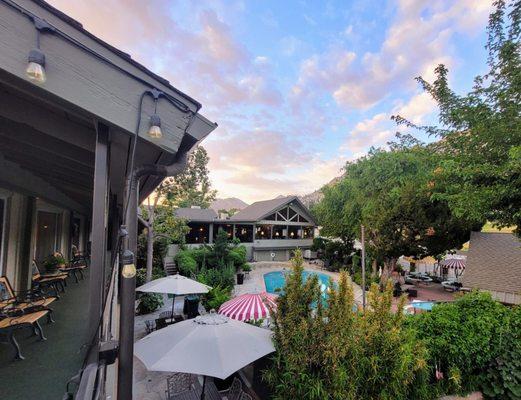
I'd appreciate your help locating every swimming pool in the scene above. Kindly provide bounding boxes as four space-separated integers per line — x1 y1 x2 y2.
264 270 334 296
411 301 436 311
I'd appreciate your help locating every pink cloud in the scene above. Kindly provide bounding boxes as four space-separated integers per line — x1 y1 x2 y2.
293 0 492 111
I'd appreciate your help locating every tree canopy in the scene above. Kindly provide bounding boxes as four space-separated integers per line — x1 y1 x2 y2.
394 0 521 234
314 143 482 270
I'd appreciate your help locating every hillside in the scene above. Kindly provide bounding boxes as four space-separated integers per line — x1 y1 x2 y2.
299 175 343 207
210 197 248 211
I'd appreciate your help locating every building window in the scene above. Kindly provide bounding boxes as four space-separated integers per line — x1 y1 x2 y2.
255 224 272 240
288 207 297 221
215 223 233 239
235 225 253 243
272 225 287 239
186 223 210 244
288 225 301 239
302 226 314 239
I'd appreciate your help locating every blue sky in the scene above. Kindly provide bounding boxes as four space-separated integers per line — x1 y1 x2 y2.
50 0 493 203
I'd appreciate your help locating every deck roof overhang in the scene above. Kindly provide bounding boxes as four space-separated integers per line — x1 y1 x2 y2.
0 0 217 215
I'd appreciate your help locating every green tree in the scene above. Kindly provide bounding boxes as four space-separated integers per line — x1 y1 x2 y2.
140 146 216 282
315 145 481 278
163 146 217 209
264 250 428 400
394 0 521 234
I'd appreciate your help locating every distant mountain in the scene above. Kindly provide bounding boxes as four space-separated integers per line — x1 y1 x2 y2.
299 175 343 208
210 197 248 212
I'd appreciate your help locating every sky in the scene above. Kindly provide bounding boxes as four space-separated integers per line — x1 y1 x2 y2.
48 0 493 203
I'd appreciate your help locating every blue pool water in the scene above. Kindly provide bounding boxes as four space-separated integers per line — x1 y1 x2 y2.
411 301 436 311
264 270 334 296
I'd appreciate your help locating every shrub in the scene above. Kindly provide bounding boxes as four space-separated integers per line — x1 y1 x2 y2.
202 286 231 311
137 293 163 315
175 250 197 276
264 249 427 400
412 291 510 395
242 263 252 272
136 267 166 287
196 265 235 290
227 245 247 269
481 305 521 399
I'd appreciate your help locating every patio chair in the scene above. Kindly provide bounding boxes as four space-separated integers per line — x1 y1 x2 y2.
55 252 88 282
219 377 242 400
0 277 55 360
32 261 67 298
144 319 156 334
165 373 196 398
239 393 252 400
0 276 56 324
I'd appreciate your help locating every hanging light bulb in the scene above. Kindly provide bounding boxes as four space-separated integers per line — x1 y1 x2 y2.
147 114 162 139
26 48 46 84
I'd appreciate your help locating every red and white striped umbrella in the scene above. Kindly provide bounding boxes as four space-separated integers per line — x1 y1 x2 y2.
440 258 466 270
218 292 277 321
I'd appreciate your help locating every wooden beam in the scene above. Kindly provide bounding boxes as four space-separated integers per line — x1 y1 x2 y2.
0 117 95 167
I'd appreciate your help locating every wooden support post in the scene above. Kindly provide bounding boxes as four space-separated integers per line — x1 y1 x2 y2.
87 122 109 360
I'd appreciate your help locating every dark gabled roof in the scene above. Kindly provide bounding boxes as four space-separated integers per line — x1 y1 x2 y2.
229 195 316 224
174 208 218 222
462 232 521 295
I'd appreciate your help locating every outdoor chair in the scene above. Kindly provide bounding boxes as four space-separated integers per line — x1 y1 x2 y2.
165 373 196 398
32 261 67 298
155 317 168 330
220 377 242 400
0 276 55 360
144 319 156 334
0 276 56 322
239 392 252 400
55 252 88 283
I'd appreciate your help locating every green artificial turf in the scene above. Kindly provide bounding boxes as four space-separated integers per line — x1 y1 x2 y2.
0 275 89 400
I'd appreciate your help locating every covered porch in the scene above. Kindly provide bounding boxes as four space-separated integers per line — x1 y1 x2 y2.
0 0 216 398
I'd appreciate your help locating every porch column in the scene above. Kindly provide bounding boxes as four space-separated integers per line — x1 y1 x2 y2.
18 196 35 290
117 168 139 400
87 122 109 358
209 223 214 244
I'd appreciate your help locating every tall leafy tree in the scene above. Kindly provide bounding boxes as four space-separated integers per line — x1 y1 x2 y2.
140 146 216 282
315 144 482 276
394 0 521 234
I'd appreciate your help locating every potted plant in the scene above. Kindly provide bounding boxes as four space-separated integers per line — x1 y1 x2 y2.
43 252 66 273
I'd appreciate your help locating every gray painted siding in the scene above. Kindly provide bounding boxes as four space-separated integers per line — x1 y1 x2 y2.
0 1 214 153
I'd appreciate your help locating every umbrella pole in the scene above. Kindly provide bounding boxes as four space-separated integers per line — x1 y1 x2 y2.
171 294 176 320
200 376 206 400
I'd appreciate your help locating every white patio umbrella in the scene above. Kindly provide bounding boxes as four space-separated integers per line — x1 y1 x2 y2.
136 273 211 318
135 311 275 399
